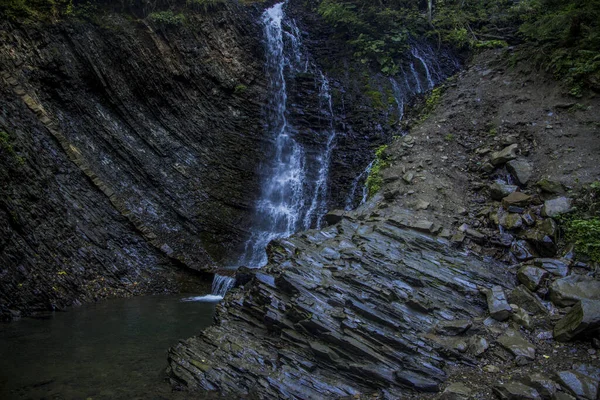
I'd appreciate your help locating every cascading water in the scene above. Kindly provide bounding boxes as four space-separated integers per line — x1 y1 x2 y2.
182 274 235 302
345 41 458 210
240 2 337 268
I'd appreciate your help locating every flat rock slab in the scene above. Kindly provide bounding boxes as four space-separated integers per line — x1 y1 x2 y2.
556 370 599 400
493 382 541 400
168 218 513 398
497 329 536 360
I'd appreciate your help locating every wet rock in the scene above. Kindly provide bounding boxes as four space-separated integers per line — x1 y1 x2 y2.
469 336 489 356
507 159 533 186
550 275 600 307
511 240 537 261
497 329 536 361
484 285 513 321
436 320 473 336
555 370 599 400
541 197 572 218
502 192 532 208
554 300 600 341
517 266 549 291
536 179 564 195
493 382 541 400
524 220 558 257
511 304 533 329
491 182 519 200
508 285 548 316
440 382 473 400
522 373 558 399
533 258 569 277
491 144 519 166
500 213 523 230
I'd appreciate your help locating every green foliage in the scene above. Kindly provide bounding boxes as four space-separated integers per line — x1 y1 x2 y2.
148 10 185 25
444 133 454 141
0 0 73 21
186 0 224 12
234 84 247 94
558 181 600 261
562 217 600 262
419 86 443 122
365 144 389 198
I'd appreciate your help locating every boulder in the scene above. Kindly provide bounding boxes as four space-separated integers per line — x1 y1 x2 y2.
484 285 513 321
555 370 599 400
497 329 536 361
533 258 569 277
511 240 537 261
517 265 549 291
490 144 519 166
524 220 558 257
541 197 572 218
493 382 541 400
554 300 600 341
500 213 523 230
536 179 564 195
511 304 533 329
502 192 532 208
522 373 558 399
549 274 600 307
508 285 548 316
469 336 489 356
507 159 533 186
491 182 518 200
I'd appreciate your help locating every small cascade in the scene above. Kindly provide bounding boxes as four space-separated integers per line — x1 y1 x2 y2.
345 160 374 210
345 41 459 210
181 273 236 302
303 73 336 229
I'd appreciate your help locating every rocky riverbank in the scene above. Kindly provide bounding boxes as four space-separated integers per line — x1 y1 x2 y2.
168 47 600 398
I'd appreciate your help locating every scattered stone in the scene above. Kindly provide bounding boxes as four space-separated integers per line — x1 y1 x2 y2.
491 233 514 247
440 382 473 400
508 285 548 316
541 197 572 218
511 304 533 329
484 365 500 373
524 220 558 257
491 182 519 200
482 162 495 174
507 205 525 213
438 228 453 239
403 172 414 183
555 370 599 400
451 232 466 245
436 319 473 336
484 285 513 321
517 265 549 291
550 275 600 307
523 373 558 398
490 144 519 166
414 199 430 210
507 159 533 186
465 228 486 242
497 329 536 361
536 179 564 195
500 213 523 230
511 240 537 261
554 300 600 341
493 382 541 400
522 211 536 226
469 336 489 356
533 258 569 277
502 192 532 208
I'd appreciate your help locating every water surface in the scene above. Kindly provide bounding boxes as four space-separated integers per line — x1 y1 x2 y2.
0 295 215 399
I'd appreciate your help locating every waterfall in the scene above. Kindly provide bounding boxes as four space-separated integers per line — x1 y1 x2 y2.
345 41 458 210
239 2 337 268
181 274 235 302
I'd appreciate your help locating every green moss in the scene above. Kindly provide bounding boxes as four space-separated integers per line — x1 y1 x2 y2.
419 86 444 122
562 217 600 262
234 84 247 95
444 134 454 141
365 145 389 198
147 10 185 25
0 131 25 165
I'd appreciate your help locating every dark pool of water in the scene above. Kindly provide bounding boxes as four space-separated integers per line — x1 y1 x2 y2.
0 295 216 399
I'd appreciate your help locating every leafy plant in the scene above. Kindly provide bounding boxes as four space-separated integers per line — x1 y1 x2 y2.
148 10 185 25
365 144 389 198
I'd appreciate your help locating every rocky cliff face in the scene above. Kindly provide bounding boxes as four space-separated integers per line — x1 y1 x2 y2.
0 3 269 319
